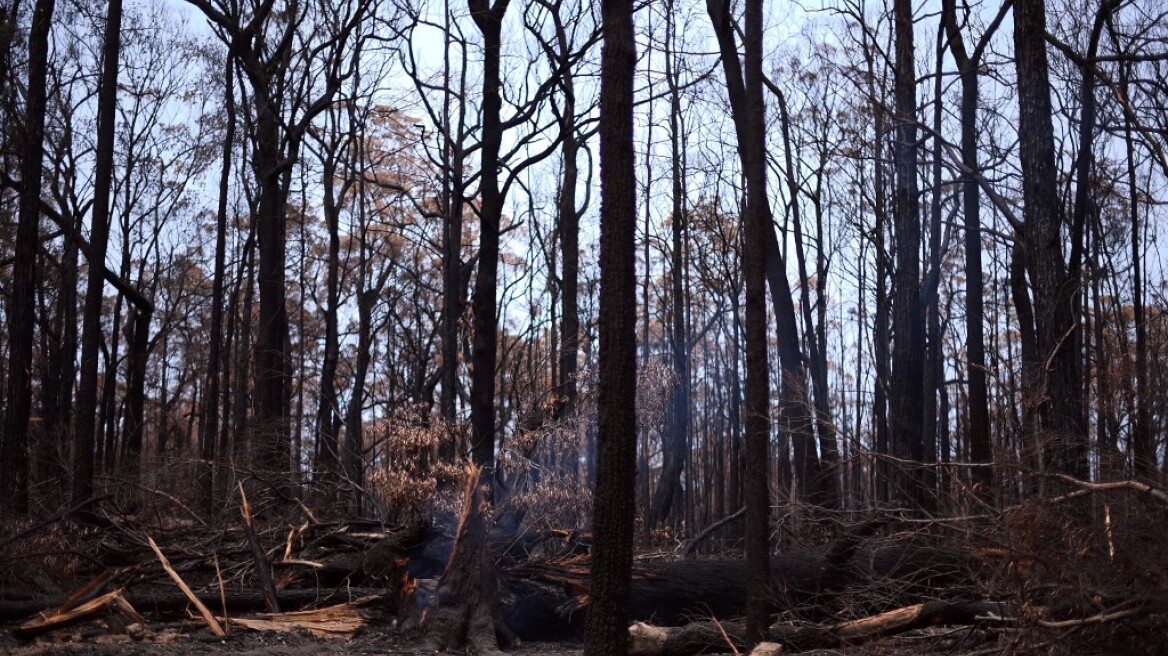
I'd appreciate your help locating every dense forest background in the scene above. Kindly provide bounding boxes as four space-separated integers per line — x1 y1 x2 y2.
0 0 1165 559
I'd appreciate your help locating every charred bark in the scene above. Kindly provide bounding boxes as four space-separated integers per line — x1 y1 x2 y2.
584 1 638 653
423 464 512 654
1 0 55 515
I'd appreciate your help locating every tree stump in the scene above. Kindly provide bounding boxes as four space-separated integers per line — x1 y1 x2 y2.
423 463 514 654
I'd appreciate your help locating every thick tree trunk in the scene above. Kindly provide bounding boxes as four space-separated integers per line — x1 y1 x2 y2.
2 0 55 515
584 1 638 653
251 100 293 479
890 0 925 508
1013 0 1088 480
467 0 510 476
707 0 778 644
424 465 511 653
72 0 122 512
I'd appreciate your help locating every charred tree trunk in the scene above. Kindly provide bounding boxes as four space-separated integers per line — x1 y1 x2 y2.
554 21 582 479
1115 39 1153 478
1013 0 1088 480
650 3 688 528
120 302 152 479
72 0 122 512
941 0 996 496
890 0 925 508
467 0 510 477
1010 242 1041 482
250 95 293 479
199 56 235 513
314 140 344 483
583 1 638 653
920 24 946 504
2 0 55 515
424 465 512 653
439 0 467 463
707 0 777 644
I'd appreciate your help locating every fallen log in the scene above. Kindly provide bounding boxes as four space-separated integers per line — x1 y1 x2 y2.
627 599 1010 655
501 543 966 640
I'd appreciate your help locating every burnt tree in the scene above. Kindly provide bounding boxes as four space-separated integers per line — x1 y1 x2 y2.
71 0 122 510
1013 0 1088 479
706 0 779 644
583 0 637 653
1 0 54 515
889 0 925 508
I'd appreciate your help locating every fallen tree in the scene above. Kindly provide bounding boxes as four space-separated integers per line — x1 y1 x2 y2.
626 599 1009 655
498 542 967 640
2 510 966 644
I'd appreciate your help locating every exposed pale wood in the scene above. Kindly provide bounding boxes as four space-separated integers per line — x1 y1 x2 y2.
146 536 226 637
213 555 230 636
14 589 138 638
54 570 118 614
229 597 377 638
0 588 386 622
1047 475 1168 505
423 463 512 653
627 600 1009 656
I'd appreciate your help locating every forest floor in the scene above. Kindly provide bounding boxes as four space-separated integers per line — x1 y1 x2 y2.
1 627 582 656
4 482 1166 656
0 625 1000 656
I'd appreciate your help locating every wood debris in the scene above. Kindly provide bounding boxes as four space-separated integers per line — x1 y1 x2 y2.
228 596 378 638
15 589 143 639
147 535 226 637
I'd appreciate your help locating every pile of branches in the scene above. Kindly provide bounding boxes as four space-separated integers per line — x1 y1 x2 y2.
1 473 1165 655
0 484 428 641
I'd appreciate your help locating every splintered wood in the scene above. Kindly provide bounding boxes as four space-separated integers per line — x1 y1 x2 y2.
15 589 143 639
228 597 376 638
627 600 1010 656
147 535 227 636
